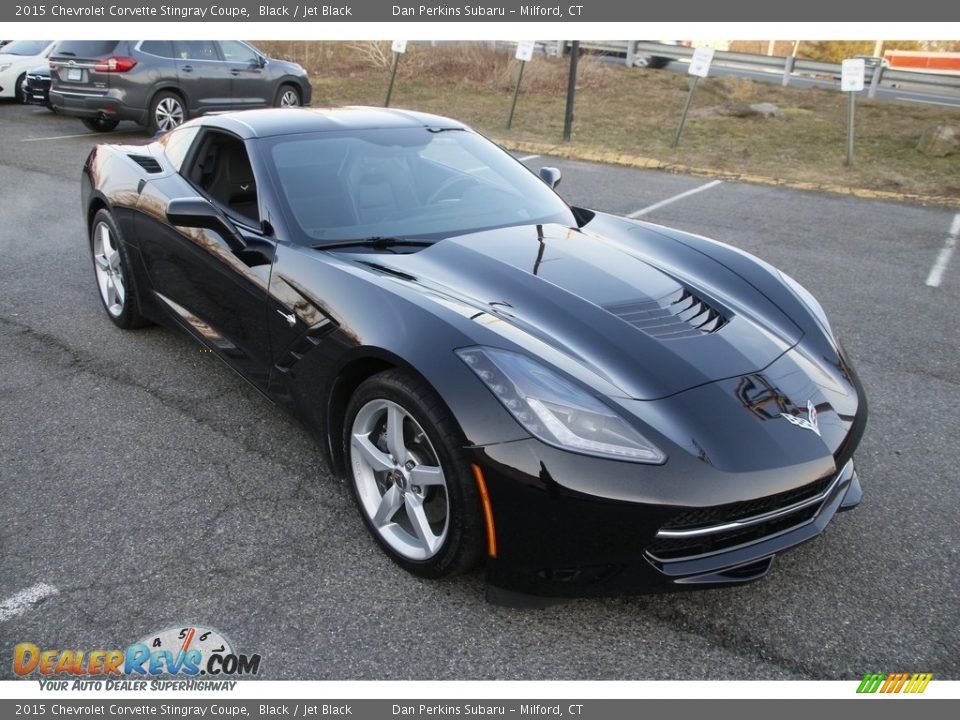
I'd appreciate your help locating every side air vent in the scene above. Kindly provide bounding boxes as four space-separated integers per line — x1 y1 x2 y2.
128 154 163 173
606 288 727 340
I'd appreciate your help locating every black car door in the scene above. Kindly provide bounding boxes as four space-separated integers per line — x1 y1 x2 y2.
134 128 275 390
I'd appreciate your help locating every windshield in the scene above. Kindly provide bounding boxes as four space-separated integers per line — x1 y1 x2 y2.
262 127 575 245
0 41 51 56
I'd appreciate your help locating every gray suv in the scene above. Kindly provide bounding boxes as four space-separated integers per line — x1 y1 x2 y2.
49 40 312 134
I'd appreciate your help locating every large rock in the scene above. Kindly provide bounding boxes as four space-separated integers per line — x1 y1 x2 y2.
917 125 959 157
713 102 782 118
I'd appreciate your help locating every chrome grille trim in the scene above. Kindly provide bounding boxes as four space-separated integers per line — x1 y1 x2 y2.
655 460 854 540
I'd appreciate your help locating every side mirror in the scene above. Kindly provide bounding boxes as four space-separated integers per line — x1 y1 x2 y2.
256 55 267 69
538 166 562 189
166 197 246 254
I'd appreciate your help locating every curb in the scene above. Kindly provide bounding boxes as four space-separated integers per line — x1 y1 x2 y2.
495 139 960 208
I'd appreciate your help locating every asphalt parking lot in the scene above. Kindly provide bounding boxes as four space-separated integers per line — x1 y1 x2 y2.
1 102 958 681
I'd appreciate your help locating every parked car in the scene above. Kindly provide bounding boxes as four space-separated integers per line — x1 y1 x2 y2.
632 40 682 69
82 107 866 603
50 40 311 134
21 64 53 109
0 40 54 103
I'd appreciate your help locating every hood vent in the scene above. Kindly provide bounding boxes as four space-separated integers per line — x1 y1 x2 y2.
606 288 727 340
128 154 163 173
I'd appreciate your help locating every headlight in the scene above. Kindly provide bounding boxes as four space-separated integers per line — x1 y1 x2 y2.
457 347 666 464
778 270 835 340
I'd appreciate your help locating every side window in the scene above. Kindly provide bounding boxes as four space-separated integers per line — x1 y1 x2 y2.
185 131 259 225
174 41 220 62
159 125 201 173
218 41 260 65
140 41 174 59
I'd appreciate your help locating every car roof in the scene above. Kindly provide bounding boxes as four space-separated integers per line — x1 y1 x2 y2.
194 106 470 140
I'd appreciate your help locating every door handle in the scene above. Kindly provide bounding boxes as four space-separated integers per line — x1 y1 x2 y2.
182 65 193 73
231 69 241 76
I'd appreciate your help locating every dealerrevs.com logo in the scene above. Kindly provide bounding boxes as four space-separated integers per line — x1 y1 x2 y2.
857 673 933 694
14 625 261 690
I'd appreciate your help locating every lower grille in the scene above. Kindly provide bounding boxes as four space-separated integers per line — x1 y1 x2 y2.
662 473 834 531
648 505 820 560
647 461 851 563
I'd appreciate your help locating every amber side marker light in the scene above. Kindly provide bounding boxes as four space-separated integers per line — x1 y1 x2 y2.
471 464 498 558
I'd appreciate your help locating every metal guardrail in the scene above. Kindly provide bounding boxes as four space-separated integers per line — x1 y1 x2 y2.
529 40 960 94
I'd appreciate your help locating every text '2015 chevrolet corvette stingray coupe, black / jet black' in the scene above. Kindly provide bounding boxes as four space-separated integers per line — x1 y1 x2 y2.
82 107 866 605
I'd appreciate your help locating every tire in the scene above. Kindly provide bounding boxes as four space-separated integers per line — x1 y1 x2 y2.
275 84 301 108
14 73 26 103
89 209 148 330
343 369 485 579
82 117 120 133
149 90 187 134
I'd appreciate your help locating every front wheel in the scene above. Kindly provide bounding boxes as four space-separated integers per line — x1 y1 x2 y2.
82 117 120 133
344 370 485 578
14 73 26 103
275 84 301 108
89 209 147 329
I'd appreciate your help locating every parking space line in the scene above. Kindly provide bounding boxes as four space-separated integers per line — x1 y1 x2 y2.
628 179 723 218
517 154 540 162
20 133 102 142
0 583 58 622
896 97 959 108
925 213 960 288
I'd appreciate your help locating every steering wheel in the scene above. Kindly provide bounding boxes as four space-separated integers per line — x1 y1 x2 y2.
426 175 477 204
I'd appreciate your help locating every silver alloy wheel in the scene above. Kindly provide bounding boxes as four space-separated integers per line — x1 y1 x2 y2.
279 88 300 107
350 399 449 560
154 96 184 132
92 221 125 317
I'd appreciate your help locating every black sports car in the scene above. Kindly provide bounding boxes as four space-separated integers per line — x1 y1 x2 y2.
82 107 866 604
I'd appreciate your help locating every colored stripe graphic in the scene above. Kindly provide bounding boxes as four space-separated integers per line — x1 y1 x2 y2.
857 672 932 694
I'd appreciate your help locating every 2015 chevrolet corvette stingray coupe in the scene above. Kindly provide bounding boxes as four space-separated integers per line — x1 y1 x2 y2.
82 107 866 604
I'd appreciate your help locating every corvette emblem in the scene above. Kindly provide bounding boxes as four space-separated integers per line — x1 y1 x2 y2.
781 400 820 436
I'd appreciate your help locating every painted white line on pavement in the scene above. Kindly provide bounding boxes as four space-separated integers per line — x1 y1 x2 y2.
925 214 960 288
0 583 59 622
628 179 723 218
21 133 101 142
895 97 960 108
517 154 540 162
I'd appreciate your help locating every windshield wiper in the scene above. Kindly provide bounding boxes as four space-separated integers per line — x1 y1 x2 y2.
313 237 434 251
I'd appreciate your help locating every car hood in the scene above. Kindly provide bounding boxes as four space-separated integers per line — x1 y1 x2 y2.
368 222 803 400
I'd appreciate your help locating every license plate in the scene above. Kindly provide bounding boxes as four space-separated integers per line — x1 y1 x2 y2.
67 68 82 81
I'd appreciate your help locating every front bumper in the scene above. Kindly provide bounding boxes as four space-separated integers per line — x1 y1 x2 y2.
476 438 862 603
21 76 50 105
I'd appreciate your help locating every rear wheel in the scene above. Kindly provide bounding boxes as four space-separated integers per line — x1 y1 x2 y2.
344 370 485 578
149 91 186 134
82 117 120 133
275 84 301 108
89 209 147 330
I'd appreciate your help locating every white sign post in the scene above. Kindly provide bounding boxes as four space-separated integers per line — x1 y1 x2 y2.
384 41 407 107
508 41 537 129
841 58 865 165
672 47 715 148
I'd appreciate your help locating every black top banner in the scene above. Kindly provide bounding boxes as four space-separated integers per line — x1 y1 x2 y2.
4 0 959 22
